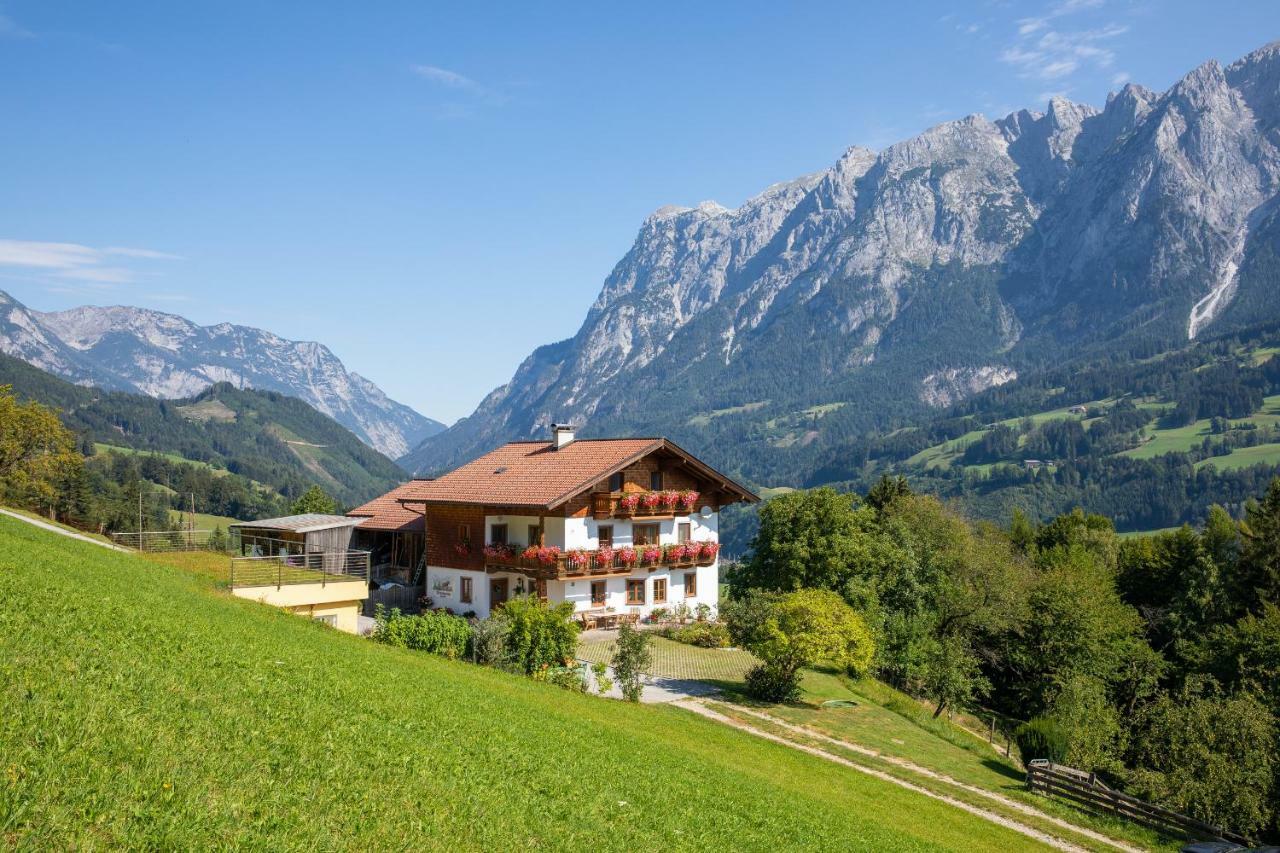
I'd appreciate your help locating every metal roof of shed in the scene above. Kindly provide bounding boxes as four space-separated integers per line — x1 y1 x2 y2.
229 514 365 534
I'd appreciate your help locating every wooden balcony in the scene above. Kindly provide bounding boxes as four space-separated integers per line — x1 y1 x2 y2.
482 545 715 580
590 491 702 520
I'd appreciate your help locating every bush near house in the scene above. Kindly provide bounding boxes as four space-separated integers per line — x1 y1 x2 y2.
372 607 472 659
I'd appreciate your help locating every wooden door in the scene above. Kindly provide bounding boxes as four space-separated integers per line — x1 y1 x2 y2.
490 577 509 608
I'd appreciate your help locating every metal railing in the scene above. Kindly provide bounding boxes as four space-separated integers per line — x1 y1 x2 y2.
229 549 371 590
111 529 221 552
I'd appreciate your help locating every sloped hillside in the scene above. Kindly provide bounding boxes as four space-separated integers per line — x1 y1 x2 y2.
0 516 1048 851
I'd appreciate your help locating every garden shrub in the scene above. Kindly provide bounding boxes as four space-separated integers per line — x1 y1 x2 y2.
372 606 473 660
612 623 652 702
674 621 730 648
472 613 512 667
1014 716 1069 766
534 664 587 692
499 596 580 675
744 663 802 703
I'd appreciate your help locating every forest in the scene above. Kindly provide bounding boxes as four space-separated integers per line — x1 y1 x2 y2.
731 478 1280 840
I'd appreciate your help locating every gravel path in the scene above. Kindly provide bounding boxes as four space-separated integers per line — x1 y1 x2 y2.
0 508 130 551
674 698 1107 853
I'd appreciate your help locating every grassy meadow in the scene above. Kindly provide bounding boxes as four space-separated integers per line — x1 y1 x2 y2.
0 515 1053 851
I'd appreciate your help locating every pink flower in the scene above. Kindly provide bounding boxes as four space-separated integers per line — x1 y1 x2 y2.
641 492 662 510
661 490 680 509
521 545 540 561
596 545 614 567
619 494 641 513
616 547 637 565
680 490 700 509
453 542 472 557
483 543 513 559
568 549 590 569
641 546 661 564
536 546 561 566
699 541 719 560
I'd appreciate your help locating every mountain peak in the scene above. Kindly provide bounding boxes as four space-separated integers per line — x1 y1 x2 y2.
0 290 443 458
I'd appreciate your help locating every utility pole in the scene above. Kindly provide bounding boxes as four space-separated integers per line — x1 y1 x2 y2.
138 483 144 551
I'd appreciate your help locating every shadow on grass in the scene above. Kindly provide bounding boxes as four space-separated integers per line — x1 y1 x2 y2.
981 757 1025 783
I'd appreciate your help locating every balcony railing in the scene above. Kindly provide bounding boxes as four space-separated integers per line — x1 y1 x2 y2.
229 549 371 589
482 544 717 579
591 491 703 520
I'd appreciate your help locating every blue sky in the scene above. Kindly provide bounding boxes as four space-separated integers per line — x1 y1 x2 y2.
1 1 1276 423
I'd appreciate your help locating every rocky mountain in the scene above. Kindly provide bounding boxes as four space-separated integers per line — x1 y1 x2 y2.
405 41 1280 480
0 290 443 459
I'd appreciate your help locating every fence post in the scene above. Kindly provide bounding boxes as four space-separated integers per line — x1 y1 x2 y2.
277 557 282 590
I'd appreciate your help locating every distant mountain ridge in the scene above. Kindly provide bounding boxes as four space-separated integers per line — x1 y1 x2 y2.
404 41 1280 480
0 350 405 507
0 290 443 459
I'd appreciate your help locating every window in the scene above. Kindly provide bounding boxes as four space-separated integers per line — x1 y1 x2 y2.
633 523 660 546
609 472 624 492
457 523 471 543
653 578 667 603
591 580 607 606
684 572 697 598
313 614 337 627
677 522 691 544
489 523 508 544
598 524 613 547
527 524 541 547
626 578 645 605
461 576 473 604
650 470 664 490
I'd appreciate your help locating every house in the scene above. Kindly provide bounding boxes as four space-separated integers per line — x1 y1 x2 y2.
1069 405 1089 416
348 425 757 620
227 514 370 633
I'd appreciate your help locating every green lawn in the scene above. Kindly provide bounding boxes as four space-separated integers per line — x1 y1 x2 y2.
0 516 1049 851
710 672 1177 851
1120 418 1213 459
578 632 758 682
168 509 242 531
93 442 227 473
1195 443 1280 472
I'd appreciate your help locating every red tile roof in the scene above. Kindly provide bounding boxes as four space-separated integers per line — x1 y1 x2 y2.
352 437 756 522
348 481 427 531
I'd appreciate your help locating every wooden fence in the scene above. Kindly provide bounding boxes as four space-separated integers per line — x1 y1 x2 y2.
363 584 421 616
1025 760 1252 846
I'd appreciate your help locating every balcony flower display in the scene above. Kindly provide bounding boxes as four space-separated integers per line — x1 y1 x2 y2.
641 492 662 510
660 490 680 510
680 490 700 510
616 546 637 566
641 545 661 565
568 549 591 570
521 545 540 561
595 545 614 568
453 541 472 557
619 493 641 513
535 546 561 566
483 543 515 559
698 541 719 560
666 543 693 562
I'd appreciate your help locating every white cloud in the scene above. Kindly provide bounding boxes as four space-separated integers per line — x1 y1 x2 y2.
411 64 507 107
999 0 1129 85
0 12 32 39
0 239 180 287
1111 70 1131 87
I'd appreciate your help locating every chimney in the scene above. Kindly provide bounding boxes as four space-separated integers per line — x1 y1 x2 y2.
551 423 575 449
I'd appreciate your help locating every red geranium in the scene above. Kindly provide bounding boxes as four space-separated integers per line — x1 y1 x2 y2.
483 543 514 559
699 541 720 560
616 546 637 566
660 490 680 509
568 549 590 569
596 545 614 568
641 546 661 565
641 492 662 510
536 546 561 566
521 545 540 561
453 541 472 557
619 494 641 513
680 490 700 509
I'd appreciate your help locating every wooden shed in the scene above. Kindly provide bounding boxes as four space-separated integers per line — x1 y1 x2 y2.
230 514 365 558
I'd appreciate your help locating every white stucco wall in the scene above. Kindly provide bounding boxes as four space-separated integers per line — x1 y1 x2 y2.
425 510 721 619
